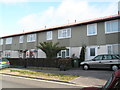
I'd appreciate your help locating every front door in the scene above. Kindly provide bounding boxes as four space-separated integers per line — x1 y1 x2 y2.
61 50 66 58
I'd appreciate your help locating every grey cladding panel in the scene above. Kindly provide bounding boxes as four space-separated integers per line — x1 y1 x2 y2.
58 39 70 47
105 33 119 44
26 42 36 50
97 22 106 45
5 45 11 50
70 26 88 47
88 36 97 45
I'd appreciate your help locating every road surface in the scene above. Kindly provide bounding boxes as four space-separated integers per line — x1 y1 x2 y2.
0 74 82 89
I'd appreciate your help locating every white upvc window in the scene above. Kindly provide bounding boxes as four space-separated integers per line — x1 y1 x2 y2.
58 28 71 39
87 23 97 36
105 20 119 34
57 47 70 58
107 45 113 54
6 37 12 44
27 34 36 42
87 46 97 59
46 31 52 40
0 39 3 45
19 36 24 43
90 48 96 56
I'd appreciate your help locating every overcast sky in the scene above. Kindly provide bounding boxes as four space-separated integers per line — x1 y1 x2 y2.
0 0 119 37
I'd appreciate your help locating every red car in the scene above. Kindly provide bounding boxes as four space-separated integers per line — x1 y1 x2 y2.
82 69 120 90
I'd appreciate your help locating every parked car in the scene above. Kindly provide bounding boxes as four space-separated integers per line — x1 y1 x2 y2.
80 54 120 71
116 54 120 58
0 57 10 69
81 69 120 90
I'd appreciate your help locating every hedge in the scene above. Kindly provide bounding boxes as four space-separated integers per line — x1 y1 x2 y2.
7 58 73 68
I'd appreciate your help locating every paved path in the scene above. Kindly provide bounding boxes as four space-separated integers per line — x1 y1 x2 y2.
11 68 114 87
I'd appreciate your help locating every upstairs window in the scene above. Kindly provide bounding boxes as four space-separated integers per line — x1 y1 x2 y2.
105 20 119 34
27 34 36 42
87 23 97 36
46 31 52 40
6 38 12 44
58 28 71 39
19 36 24 43
0 39 3 45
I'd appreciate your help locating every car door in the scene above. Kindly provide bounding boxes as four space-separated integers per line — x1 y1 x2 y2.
90 55 103 68
100 55 113 69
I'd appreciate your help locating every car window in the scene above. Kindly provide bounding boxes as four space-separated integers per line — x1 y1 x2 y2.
112 55 120 60
116 55 120 58
94 55 103 61
103 55 112 60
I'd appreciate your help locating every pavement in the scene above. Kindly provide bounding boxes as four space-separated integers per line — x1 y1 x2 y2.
2 67 114 87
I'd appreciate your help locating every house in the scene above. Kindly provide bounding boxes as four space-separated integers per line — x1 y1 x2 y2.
0 14 120 60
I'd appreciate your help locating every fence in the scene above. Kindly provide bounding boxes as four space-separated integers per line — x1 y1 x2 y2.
7 58 73 68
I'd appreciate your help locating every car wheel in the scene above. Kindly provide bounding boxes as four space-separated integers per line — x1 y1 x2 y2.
111 65 119 71
83 64 89 70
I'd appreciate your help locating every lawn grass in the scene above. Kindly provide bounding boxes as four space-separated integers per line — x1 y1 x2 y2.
2 69 78 81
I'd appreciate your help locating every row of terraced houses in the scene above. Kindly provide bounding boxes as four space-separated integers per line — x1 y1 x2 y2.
0 14 120 60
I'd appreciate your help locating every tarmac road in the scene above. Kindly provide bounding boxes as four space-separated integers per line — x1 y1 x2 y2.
0 74 82 89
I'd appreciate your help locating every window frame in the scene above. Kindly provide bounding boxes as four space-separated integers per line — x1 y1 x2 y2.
107 45 113 54
5 37 12 44
46 31 52 40
19 36 24 43
0 39 3 45
90 48 96 56
88 46 97 59
58 28 71 39
87 23 97 36
57 47 70 58
105 20 119 34
27 34 36 42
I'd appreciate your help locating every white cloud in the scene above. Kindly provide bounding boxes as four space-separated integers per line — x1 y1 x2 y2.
17 0 118 32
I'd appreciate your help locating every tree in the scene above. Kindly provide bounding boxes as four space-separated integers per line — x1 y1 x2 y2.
37 42 66 58
79 45 86 62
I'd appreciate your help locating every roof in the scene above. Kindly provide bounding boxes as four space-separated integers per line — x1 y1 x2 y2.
1 14 120 38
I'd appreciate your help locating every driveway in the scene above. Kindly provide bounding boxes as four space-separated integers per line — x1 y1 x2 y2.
69 69 113 86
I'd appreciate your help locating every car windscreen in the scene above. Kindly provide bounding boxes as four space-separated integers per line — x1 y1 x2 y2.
103 74 114 89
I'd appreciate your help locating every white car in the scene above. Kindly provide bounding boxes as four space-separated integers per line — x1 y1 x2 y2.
80 54 120 71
